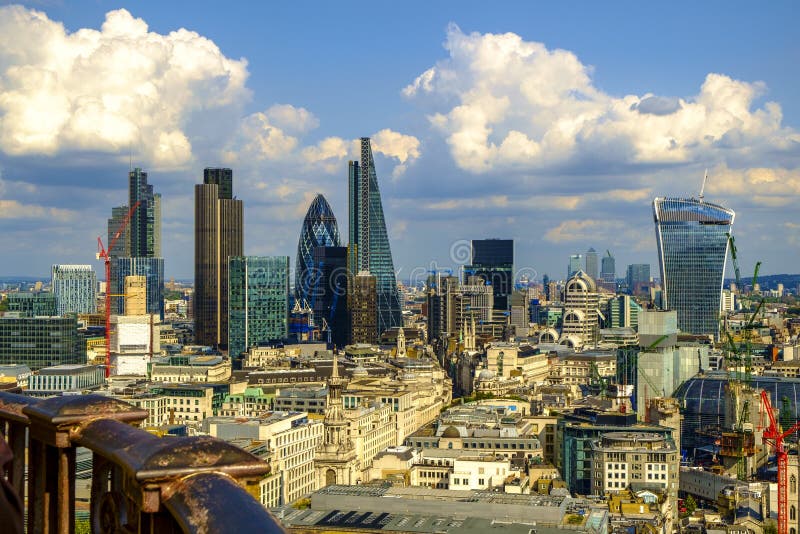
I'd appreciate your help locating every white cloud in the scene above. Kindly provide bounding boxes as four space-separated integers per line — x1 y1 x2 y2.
707 164 800 205
264 104 320 135
0 200 76 222
404 24 800 174
0 6 250 168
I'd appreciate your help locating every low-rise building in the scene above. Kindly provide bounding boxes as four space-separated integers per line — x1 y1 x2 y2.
151 354 231 383
28 364 105 396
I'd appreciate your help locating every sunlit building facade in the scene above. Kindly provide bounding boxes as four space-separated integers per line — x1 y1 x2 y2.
653 197 734 337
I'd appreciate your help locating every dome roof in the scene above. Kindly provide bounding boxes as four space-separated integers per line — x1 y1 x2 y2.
566 270 597 292
441 426 461 438
478 369 495 380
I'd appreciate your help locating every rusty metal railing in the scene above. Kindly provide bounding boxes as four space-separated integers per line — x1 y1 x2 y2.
0 392 285 533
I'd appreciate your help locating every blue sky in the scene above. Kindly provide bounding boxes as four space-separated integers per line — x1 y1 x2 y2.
0 1 798 281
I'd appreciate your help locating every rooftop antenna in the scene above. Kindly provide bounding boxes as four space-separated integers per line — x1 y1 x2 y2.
699 168 708 202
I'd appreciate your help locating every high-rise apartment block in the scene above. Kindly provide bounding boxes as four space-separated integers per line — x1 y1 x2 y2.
347 138 402 336
295 194 341 304
228 256 289 360
465 239 513 312
51 264 97 315
653 197 734 337
195 168 244 348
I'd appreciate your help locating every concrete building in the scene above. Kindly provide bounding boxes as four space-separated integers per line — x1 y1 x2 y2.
484 342 549 383
206 412 323 506
124 275 147 316
560 270 600 348
150 354 231 383
28 364 105 396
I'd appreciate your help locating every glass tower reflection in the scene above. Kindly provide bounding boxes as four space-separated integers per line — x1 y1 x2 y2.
653 197 734 337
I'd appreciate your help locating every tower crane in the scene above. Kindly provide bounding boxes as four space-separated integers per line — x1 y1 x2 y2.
761 389 800 534
96 201 140 378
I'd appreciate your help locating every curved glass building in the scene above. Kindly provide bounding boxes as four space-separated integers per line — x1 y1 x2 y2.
295 194 341 303
653 197 734 337
673 372 800 450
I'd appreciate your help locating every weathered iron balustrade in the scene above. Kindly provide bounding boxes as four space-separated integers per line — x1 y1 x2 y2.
0 392 285 533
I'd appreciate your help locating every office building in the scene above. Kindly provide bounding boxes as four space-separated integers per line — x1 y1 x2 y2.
653 197 734 336
7 292 57 317
0 315 82 370
295 194 341 305
601 251 615 284
312 246 349 348
228 256 289 360
51 265 97 315
349 272 378 344
464 239 513 311
608 295 642 329
626 264 651 295
128 167 161 258
584 247 599 281
110 257 164 318
560 271 599 348
568 254 582 278
108 168 164 318
107 206 131 258
28 364 105 396
195 168 244 348
347 138 402 335
426 273 459 345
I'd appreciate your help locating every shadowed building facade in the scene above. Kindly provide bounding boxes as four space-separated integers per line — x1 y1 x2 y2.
653 197 734 337
195 168 243 349
295 194 341 305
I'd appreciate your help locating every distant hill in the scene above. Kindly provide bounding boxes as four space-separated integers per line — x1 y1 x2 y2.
725 273 800 290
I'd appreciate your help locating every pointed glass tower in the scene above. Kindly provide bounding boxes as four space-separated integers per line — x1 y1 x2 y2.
348 138 403 334
295 194 341 303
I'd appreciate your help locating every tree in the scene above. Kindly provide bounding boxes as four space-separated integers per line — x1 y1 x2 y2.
684 495 697 515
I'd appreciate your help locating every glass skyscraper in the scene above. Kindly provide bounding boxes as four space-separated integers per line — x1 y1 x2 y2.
312 246 349 348
228 256 289 360
653 197 734 337
347 138 402 335
110 257 165 319
465 239 514 311
0 315 82 370
51 264 97 315
128 167 161 258
295 194 341 304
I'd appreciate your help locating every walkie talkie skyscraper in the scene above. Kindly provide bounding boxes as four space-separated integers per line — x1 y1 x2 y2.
653 196 734 337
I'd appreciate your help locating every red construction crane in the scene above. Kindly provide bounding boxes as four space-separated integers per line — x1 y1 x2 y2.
761 389 800 534
96 201 140 378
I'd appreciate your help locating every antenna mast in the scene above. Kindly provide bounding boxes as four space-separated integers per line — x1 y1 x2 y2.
699 169 708 202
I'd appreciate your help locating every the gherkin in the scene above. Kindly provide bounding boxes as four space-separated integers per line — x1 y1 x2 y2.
295 194 341 303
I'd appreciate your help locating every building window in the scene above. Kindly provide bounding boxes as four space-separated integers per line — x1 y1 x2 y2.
792 475 797 494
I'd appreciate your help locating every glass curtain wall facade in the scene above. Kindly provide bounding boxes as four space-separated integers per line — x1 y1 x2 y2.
312 246 349 348
128 168 161 258
465 239 513 311
110 258 164 319
51 265 97 315
295 194 341 304
653 197 734 337
0 316 81 370
108 206 131 258
228 256 289 359
347 138 402 335
601 253 616 283
7 293 57 317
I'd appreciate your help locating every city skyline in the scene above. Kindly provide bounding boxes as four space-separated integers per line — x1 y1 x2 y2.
0 3 798 279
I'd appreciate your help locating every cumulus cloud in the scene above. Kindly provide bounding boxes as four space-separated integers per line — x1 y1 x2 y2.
0 200 76 222
707 164 800 206
226 107 421 177
0 6 250 168
404 24 800 174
